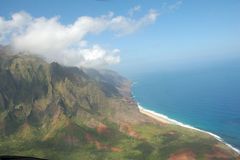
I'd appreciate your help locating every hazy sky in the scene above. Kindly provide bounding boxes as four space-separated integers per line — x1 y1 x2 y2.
1 0 240 75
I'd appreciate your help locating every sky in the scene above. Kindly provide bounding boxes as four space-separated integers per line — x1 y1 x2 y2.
1 0 240 75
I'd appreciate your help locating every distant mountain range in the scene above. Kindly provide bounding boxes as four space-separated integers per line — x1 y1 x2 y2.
0 47 239 160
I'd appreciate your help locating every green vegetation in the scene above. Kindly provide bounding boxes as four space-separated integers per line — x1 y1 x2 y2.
0 51 239 159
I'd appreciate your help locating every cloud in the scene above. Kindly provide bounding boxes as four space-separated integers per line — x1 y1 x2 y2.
168 0 183 11
50 45 120 68
128 5 141 16
159 0 183 15
0 9 158 68
111 9 158 36
77 45 120 67
0 11 32 43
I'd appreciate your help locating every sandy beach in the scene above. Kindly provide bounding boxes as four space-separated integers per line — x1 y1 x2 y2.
138 104 240 155
138 106 172 124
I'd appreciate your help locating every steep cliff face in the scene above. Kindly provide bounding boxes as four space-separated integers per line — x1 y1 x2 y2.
0 52 147 134
0 51 239 160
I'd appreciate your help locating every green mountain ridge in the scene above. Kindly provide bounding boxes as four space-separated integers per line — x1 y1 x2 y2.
0 49 239 160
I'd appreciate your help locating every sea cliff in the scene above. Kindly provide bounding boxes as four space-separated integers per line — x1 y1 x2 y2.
0 50 239 159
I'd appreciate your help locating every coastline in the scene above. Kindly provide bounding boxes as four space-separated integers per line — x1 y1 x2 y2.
137 103 240 155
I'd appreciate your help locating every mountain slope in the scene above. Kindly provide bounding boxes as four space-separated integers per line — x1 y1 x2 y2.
0 51 239 160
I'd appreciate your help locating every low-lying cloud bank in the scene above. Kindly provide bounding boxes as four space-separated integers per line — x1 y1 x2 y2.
0 9 158 68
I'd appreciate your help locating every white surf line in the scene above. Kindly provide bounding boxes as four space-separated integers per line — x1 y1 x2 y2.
138 104 240 155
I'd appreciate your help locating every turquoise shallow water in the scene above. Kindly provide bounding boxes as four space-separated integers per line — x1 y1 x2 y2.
130 61 240 150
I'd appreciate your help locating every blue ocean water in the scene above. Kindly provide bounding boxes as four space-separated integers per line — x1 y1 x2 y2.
130 61 240 150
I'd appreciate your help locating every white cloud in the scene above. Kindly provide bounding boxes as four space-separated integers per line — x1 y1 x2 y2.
110 9 158 36
159 1 183 15
168 0 183 11
0 9 158 67
58 45 120 68
128 5 141 16
80 45 120 67
0 11 32 43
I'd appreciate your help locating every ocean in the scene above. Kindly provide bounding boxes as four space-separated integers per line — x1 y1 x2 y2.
130 60 240 151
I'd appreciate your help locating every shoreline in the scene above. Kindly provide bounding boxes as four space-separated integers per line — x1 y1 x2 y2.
137 104 240 155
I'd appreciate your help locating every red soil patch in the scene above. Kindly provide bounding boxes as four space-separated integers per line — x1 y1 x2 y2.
120 124 140 139
169 150 196 160
85 133 122 152
111 147 122 152
85 133 106 149
94 139 122 152
96 123 108 134
95 141 108 150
